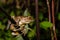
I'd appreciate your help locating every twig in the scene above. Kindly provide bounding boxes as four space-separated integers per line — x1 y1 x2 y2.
56 0 59 13
46 0 51 22
52 0 57 40
46 0 54 40
0 6 16 24
35 0 40 40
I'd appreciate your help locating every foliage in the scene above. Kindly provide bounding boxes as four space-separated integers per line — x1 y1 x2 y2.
27 27 36 40
10 11 15 16
57 13 60 20
39 12 44 21
0 0 60 40
40 21 53 30
23 8 31 16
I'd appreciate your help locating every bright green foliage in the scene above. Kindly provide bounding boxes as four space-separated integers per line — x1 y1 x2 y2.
10 11 15 16
40 21 53 30
4 31 12 40
0 0 60 40
23 8 31 16
0 30 12 40
27 27 36 40
27 30 35 40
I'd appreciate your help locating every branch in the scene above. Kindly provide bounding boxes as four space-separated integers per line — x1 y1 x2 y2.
46 0 54 40
52 0 57 40
35 0 40 40
0 6 16 24
56 0 59 13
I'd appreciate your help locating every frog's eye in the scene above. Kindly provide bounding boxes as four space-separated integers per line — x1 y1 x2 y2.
14 25 20 29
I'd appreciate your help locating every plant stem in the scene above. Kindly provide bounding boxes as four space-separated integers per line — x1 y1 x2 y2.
52 0 57 40
35 0 40 40
46 0 54 40
56 0 59 13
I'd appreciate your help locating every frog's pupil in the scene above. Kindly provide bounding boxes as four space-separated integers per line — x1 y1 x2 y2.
14 25 20 29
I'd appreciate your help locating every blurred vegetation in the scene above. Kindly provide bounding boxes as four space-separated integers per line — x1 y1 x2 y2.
0 0 60 40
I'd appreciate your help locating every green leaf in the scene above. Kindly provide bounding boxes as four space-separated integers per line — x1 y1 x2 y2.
3 18 7 23
10 11 15 16
5 30 12 37
45 18 48 21
0 22 5 30
40 21 53 30
39 13 44 21
33 26 36 32
23 8 31 16
15 34 24 40
5 37 12 40
24 24 29 34
17 10 20 16
27 29 35 39
57 13 60 20
29 22 34 27
0 38 4 40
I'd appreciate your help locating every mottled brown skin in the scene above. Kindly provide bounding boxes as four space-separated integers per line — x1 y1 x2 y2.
8 16 34 36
